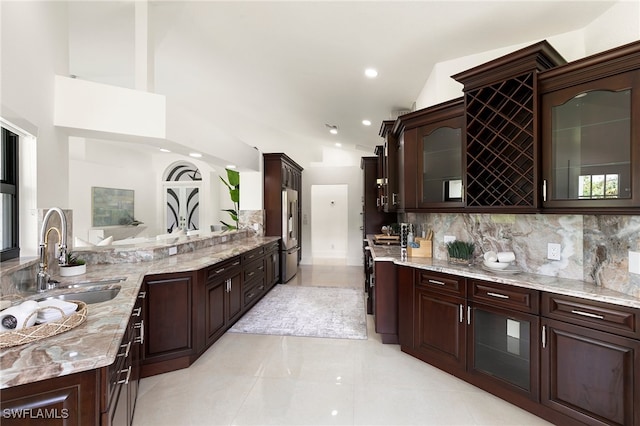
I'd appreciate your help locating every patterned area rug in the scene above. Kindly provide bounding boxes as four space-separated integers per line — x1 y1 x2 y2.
228 285 367 340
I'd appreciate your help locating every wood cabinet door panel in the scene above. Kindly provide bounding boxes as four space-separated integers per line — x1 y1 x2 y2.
414 286 465 371
205 278 226 344
542 318 640 425
227 273 243 323
145 274 193 358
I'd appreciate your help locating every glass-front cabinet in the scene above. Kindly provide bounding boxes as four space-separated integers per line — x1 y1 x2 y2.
395 98 465 211
540 42 640 211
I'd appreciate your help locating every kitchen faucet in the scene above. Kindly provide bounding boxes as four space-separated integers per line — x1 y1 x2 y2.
36 207 68 292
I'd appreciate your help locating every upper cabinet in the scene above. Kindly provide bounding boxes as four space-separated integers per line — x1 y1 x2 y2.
394 99 465 211
452 41 566 212
378 121 401 212
539 41 640 212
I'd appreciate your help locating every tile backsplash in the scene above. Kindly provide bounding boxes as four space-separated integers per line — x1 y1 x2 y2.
403 212 640 298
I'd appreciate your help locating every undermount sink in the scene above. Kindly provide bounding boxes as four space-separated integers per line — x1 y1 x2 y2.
39 286 121 305
57 277 126 289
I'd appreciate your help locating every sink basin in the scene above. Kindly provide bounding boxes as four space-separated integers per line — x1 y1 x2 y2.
57 277 126 289
39 286 121 305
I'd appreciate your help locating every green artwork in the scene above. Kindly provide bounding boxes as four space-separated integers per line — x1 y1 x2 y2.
92 187 135 227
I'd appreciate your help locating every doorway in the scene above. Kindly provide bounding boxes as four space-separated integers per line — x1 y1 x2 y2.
310 184 348 263
163 161 201 233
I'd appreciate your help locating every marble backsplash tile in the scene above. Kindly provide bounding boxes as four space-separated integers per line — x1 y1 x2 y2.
403 212 640 298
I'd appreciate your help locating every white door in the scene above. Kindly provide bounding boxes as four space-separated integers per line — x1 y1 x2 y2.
310 184 348 262
164 184 200 232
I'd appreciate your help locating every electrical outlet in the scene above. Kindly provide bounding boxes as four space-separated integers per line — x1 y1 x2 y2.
547 243 561 261
444 235 456 244
629 251 640 275
169 246 177 256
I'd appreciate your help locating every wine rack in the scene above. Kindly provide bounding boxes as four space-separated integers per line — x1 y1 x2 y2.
465 73 535 208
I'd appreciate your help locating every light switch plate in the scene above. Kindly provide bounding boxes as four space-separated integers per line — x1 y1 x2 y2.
629 251 640 275
444 235 456 243
169 246 177 256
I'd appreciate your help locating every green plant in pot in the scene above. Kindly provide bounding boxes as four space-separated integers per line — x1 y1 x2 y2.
445 240 476 265
219 168 240 231
60 251 87 277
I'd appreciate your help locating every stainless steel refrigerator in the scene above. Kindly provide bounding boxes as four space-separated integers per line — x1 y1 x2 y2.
281 188 299 282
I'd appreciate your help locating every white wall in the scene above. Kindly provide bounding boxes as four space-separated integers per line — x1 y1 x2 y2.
310 184 348 260
415 1 640 109
1 1 70 210
301 147 364 266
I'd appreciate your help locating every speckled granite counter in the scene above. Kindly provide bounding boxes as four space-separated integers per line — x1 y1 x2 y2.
367 239 640 310
0 235 278 389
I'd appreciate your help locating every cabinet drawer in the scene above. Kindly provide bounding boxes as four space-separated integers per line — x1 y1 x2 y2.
265 241 279 253
542 292 640 339
242 247 264 263
244 259 265 282
244 282 266 307
206 257 241 281
416 270 465 297
469 280 539 314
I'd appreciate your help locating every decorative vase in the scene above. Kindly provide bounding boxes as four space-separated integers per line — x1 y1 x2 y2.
59 264 86 277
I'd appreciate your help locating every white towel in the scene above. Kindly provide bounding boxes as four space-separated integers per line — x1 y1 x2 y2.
37 299 78 323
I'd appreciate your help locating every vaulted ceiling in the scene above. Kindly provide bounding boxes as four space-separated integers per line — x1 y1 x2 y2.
67 1 623 168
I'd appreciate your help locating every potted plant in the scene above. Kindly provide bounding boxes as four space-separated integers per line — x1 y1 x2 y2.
445 240 476 266
60 251 87 277
219 168 240 231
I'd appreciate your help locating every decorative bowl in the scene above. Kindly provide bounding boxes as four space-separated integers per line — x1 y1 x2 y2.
483 259 511 270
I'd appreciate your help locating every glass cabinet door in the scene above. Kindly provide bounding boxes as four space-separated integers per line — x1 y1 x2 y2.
468 303 539 400
552 89 630 200
543 71 639 208
417 115 464 208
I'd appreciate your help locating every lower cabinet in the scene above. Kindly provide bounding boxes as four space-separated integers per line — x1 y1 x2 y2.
204 256 242 347
411 270 466 375
264 241 280 289
541 293 640 425
141 271 197 377
397 266 640 426
0 370 100 426
373 259 398 343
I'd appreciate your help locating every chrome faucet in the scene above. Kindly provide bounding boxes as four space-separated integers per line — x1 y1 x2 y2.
36 207 68 292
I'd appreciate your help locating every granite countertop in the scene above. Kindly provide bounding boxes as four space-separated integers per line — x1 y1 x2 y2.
366 239 640 310
0 236 279 389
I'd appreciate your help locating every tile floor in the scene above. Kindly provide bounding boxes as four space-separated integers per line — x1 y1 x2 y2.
133 264 552 426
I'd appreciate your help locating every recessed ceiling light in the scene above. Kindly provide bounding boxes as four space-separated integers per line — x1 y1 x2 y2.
362 119 372 126
335 143 342 147
226 165 236 169
329 128 338 135
160 148 171 153
365 68 378 78
189 152 202 158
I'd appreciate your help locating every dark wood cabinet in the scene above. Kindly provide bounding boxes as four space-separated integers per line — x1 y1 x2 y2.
0 370 100 425
397 265 414 348
141 272 197 376
361 156 396 237
413 271 467 374
452 41 566 212
541 318 640 425
204 256 242 347
264 241 280 288
373 259 398 344
264 153 303 273
541 292 640 425
394 99 465 211
540 41 640 213
378 121 401 212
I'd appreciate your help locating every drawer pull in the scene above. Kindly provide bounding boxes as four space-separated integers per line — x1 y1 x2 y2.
215 268 225 274
117 341 131 358
428 279 445 286
571 310 605 320
132 307 142 317
138 291 146 299
487 292 509 299
134 320 144 345
248 271 255 277
233 261 240 266
117 366 132 385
